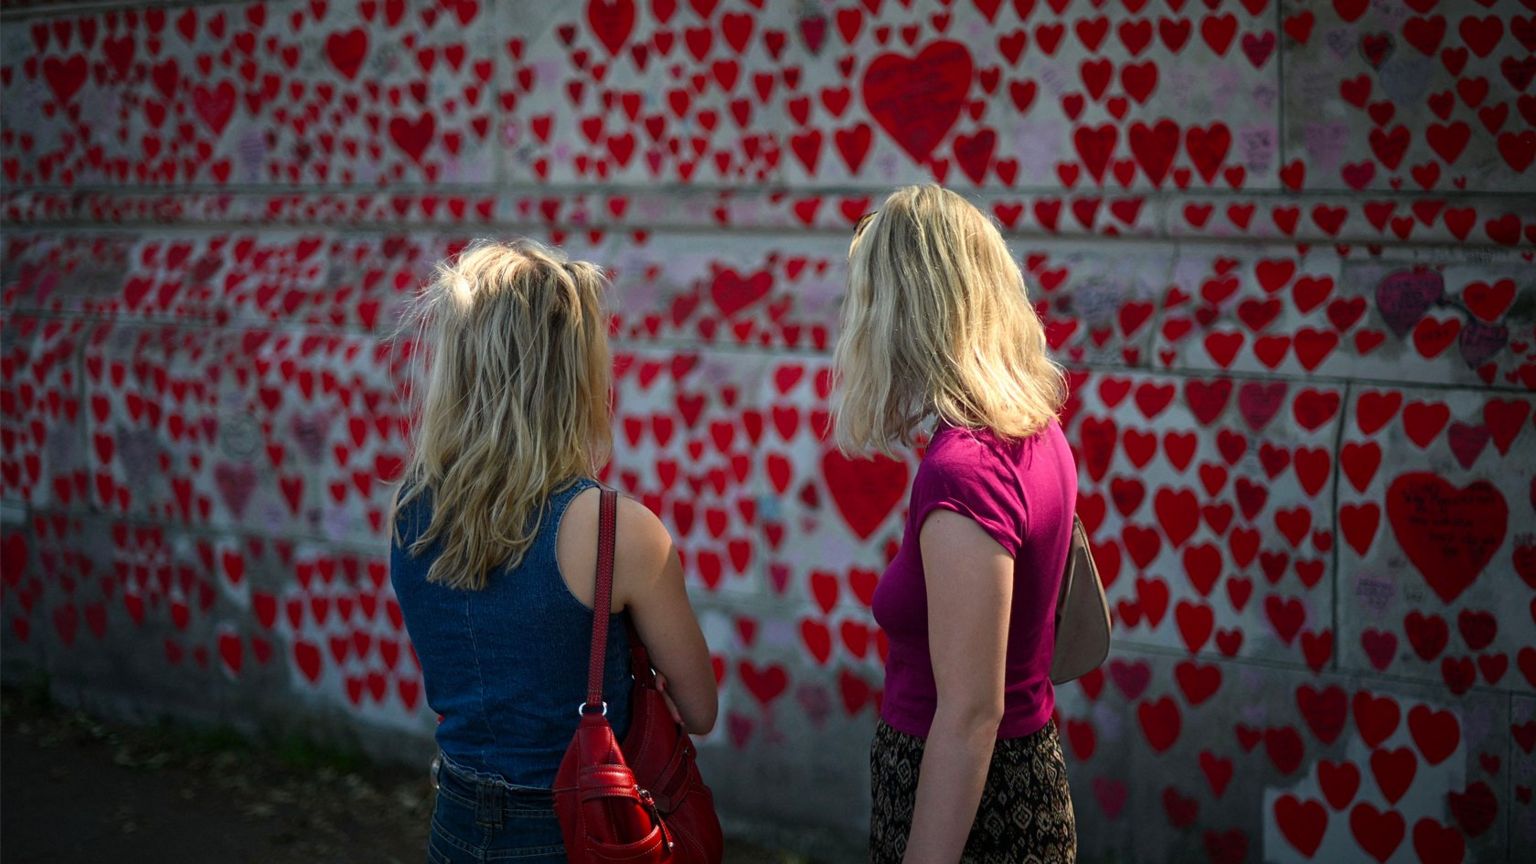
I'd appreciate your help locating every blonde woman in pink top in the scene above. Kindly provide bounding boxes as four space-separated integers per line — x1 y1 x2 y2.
835 185 1079 863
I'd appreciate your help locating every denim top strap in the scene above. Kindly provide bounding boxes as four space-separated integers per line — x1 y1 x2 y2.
390 477 632 788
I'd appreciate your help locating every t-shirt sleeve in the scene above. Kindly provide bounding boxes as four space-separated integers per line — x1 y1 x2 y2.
909 438 1026 559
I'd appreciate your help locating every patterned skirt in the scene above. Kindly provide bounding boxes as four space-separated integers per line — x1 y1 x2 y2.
869 719 1076 864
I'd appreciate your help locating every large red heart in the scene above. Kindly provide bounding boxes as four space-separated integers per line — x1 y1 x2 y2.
1137 696 1181 752
1317 759 1360 810
1128 119 1179 186
218 631 244 676
1407 704 1460 765
213 461 258 519
1 534 26 582
192 81 237 135
325 27 369 80
1349 802 1405 861
822 450 908 540
42 54 88 104
388 113 436 165
799 619 832 665
293 640 323 683
861 40 973 163
586 0 636 56
737 660 788 706
1274 794 1327 858
1386 473 1507 604
1369 746 1417 804
710 267 772 317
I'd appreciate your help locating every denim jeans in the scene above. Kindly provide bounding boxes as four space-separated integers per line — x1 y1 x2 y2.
427 754 567 863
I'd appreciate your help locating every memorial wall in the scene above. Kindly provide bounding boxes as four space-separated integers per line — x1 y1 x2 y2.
2 0 1534 860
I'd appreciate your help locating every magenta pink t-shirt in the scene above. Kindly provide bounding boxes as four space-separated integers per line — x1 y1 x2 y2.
872 417 1078 740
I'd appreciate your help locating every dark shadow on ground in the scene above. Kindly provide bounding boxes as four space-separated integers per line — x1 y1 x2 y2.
0 684 800 864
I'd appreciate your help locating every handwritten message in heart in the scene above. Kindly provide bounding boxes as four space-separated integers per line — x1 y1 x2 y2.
861 40 973 164
1386 472 1508 605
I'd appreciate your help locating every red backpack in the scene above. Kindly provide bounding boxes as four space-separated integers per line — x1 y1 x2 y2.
553 489 723 863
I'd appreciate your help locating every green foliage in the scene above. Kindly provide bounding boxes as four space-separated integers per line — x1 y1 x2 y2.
1 683 371 777
268 731 369 775
0 670 54 714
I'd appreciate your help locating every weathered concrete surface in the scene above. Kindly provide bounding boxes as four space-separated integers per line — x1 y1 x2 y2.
2 1 1534 861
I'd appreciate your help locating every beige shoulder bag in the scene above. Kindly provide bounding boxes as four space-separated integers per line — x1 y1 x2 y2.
1049 514 1113 684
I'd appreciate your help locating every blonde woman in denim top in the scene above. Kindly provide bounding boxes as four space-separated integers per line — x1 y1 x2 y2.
837 186 1078 863
390 239 717 864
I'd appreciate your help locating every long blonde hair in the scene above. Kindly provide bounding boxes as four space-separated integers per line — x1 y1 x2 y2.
392 238 613 589
832 185 1066 454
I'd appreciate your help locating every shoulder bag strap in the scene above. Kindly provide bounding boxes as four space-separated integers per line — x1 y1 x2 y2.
583 488 619 711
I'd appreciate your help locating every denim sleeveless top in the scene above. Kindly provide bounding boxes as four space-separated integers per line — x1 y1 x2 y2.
390 477 632 788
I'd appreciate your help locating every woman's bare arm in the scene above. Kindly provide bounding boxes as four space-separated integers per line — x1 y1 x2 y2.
899 509 1014 864
613 496 718 735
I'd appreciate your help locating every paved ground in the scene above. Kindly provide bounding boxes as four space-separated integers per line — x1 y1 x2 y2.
0 685 799 864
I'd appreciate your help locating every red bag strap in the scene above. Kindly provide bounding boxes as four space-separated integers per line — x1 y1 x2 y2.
584 488 619 711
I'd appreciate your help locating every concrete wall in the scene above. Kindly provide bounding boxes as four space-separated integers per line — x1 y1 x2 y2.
2 0 1534 860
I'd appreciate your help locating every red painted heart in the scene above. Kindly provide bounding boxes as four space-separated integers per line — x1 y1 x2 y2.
861 40 973 163
821 450 908 540
1386 473 1507 604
